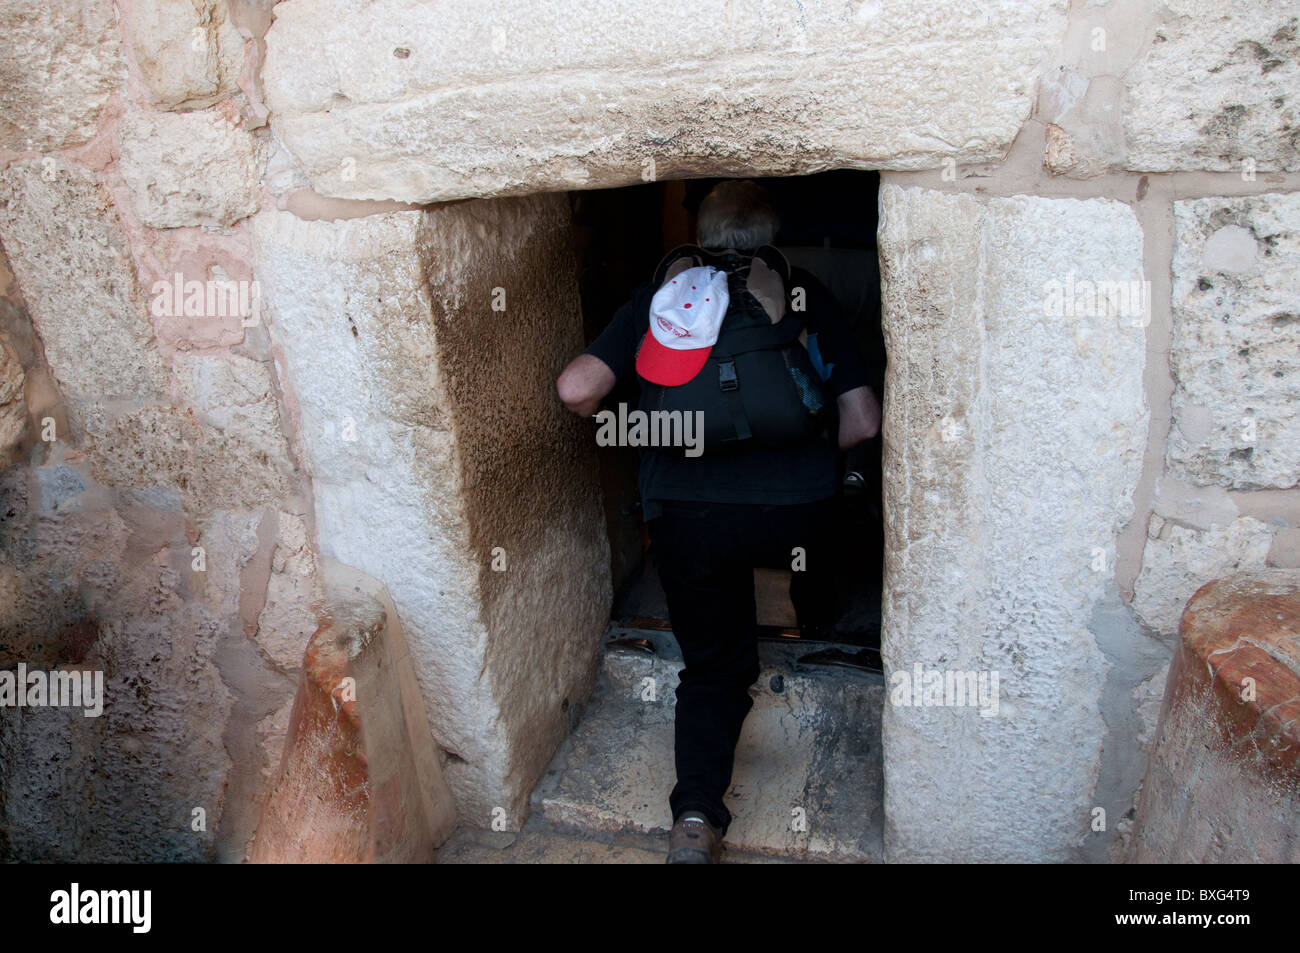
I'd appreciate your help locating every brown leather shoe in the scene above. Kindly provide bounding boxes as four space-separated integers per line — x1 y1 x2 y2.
666 812 724 864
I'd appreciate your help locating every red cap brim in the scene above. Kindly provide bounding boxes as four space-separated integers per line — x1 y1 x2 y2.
635 330 711 386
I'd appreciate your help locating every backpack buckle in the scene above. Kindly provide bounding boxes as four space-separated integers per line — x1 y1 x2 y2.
717 360 739 392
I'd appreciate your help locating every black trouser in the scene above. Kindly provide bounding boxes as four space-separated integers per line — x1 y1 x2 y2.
647 497 837 835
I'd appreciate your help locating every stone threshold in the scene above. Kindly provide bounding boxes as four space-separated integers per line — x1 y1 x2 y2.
517 625 885 864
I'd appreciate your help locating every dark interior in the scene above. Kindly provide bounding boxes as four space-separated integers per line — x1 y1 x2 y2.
569 170 885 664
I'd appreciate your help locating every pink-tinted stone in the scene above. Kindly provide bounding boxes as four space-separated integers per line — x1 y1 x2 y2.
250 563 457 863
1131 570 1300 862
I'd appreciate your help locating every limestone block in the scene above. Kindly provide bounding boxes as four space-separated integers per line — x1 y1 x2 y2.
877 185 1148 862
0 336 26 454
190 508 263 619
173 352 287 464
251 559 456 863
1130 570 1300 862
1271 528 1300 568
418 195 612 822
0 464 126 647
84 400 293 512
1166 193 1300 489
0 0 123 151
255 512 323 673
1125 1 1300 172
1132 517 1274 636
118 106 262 228
120 0 244 110
35 339 298 517
0 161 167 411
252 194 610 823
1151 474 1239 531
262 0 1068 202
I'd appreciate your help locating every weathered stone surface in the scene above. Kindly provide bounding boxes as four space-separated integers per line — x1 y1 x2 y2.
252 194 610 824
256 693 295 788
41 349 292 512
190 507 262 620
251 559 456 863
877 185 1148 862
262 0 1068 202
1082 588 1174 865
118 106 261 228
173 352 287 464
421 194 612 824
437 827 669 864
1133 517 1274 636
1272 528 1300 568
0 161 167 411
84 399 293 512
1151 474 1239 531
1166 193 1300 489
255 511 322 672
120 0 244 110
1130 570 1300 862
0 0 124 151
1036 0 1151 180
1125 0 1300 172
1134 662 1172 752
0 336 26 455
535 631 883 861
0 460 234 861
264 140 310 196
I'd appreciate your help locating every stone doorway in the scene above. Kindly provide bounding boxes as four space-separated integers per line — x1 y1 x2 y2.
253 169 894 855
3 0 1295 867
252 173 1153 863
497 170 893 861
571 170 887 655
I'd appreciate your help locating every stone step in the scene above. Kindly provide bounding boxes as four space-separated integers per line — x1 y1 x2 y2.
529 626 885 863
435 821 807 864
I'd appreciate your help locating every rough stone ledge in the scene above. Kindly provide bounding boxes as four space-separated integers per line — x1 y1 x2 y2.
1181 570 1300 772
1130 569 1300 862
250 558 455 863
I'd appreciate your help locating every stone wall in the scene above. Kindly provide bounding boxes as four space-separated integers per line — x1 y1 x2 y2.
251 195 609 825
0 0 1297 861
0 0 312 861
878 188 1149 861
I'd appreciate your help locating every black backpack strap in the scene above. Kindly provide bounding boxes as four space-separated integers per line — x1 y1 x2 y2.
652 244 710 287
716 359 752 442
710 314 804 358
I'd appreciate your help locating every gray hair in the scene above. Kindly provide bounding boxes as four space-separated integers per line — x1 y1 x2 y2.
696 180 780 252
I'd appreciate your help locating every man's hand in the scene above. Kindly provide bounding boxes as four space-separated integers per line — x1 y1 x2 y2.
556 353 617 417
836 385 881 450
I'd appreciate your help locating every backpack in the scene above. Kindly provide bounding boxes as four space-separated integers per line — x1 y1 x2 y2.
635 244 830 456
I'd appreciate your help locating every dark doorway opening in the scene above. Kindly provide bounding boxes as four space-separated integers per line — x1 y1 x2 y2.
569 170 885 663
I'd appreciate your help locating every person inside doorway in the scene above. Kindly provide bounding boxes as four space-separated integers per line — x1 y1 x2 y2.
555 179 881 863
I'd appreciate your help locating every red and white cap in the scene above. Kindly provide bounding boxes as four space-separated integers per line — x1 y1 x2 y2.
635 265 730 386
